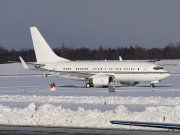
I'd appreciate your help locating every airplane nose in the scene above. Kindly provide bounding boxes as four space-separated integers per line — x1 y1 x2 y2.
163 70 171 78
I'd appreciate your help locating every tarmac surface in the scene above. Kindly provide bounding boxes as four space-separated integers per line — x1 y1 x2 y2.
0 125 180 135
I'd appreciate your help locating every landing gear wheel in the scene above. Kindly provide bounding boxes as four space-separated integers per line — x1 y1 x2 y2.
90 83 94 87
86 83 94 88
150 84 155 88
86 83 90 88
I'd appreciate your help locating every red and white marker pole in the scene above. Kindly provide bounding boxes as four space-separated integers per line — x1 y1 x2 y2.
50 82 56 91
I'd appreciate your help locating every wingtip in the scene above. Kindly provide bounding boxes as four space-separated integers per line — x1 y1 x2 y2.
19 56 29 69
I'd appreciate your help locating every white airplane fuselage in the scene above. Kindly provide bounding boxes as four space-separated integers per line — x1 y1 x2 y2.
44 60 170 86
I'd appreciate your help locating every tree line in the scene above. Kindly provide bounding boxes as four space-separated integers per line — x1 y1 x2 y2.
0 43 180 64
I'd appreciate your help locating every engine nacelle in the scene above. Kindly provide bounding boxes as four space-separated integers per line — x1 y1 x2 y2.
120 82 139 86
92 75 114 87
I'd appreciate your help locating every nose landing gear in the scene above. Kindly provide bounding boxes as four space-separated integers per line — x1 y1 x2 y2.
150 80 160 88
150 83 155 88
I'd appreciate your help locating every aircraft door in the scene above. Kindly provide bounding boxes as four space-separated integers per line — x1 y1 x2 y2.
53 65 57 70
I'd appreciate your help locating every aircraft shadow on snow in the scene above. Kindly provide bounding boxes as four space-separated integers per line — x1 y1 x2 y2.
56 85 172 88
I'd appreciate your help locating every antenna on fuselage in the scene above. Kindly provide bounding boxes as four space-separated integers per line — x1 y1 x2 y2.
119 56 123 61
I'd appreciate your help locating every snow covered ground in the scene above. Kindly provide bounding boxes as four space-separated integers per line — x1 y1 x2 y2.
0 62 180 130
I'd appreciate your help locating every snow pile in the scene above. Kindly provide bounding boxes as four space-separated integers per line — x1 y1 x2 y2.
0 95 180 106
0 103 180 130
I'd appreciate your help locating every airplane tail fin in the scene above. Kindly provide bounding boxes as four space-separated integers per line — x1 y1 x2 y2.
30 27 69 63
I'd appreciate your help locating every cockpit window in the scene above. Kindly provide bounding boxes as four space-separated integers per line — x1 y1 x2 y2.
153 66 164 70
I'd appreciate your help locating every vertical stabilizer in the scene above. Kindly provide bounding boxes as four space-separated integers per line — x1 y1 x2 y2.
30 27 69 63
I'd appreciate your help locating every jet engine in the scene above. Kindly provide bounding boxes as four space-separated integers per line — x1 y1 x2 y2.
92 75 114 87
120 82 139 86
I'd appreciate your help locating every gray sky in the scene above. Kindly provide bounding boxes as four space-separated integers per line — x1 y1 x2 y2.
0 0 180 50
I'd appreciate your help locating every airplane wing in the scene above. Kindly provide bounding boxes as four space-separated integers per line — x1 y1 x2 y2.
0 73 55 79
110 120 180 130
46 70 95 80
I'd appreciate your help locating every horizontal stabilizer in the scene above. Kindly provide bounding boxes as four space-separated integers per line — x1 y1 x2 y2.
19 56 45 70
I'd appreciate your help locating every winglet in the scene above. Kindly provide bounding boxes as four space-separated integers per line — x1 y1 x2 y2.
147 59 161 63
19 56 29 69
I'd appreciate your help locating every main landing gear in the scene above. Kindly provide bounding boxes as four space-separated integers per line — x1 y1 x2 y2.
86 83 94 88
150 80 160 88
86 79 94 88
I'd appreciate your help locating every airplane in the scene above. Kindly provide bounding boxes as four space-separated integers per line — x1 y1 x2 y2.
19 27 171 88
110 120 180 130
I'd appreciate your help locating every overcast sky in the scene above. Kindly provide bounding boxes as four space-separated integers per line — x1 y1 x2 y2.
0 0 180 50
